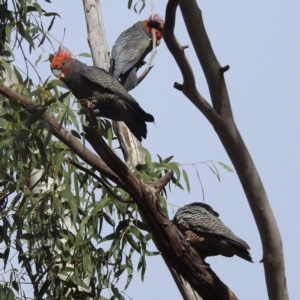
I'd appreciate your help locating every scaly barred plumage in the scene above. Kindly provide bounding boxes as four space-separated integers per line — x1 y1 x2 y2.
173 202 253 263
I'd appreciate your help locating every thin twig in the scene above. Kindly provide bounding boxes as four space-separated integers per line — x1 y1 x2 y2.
16 37 43 84
15 239 39 297
137 0 157 85
0 85 127 190
68 157 134 204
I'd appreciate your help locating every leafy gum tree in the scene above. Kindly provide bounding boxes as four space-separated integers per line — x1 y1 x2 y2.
0 0 288 300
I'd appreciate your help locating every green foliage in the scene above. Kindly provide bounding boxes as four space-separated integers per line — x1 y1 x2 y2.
0 1 233 299
0 79 202 300
179 160 234 200
0 0 60 82
127 0 146 14
0 1 187 297
0 78 161 299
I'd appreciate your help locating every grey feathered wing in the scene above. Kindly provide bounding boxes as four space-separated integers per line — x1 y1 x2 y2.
110 21 151 91
79 66 154 122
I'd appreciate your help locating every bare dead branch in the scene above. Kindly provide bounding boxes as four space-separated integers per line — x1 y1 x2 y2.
174 82 183 91
82 0 110 71
220 65 230 73
179 1 288 299
82 109 238 300
137 64 154 85
137 0 158 86
112 120 145 165
179 1 231 118
162 0 288 299
161 1 221 125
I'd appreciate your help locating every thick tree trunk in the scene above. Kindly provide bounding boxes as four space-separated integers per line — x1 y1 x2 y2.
79 1 240 299
0 70 239 300
0 0 264 299
82 0 145 165
161 1 289 299
81 1 200 299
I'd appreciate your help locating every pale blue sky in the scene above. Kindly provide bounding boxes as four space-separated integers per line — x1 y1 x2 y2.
14 0 300 299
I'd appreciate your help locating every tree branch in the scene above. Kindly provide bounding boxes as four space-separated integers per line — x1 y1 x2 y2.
152 1 220 125
137 0 158 86
137 64 154 85
82 0 110 71
82 0 145 165
0 85 127 191
179 1 231 117
162 0 288 299
68 157 134 203
112 120 145 165
82 118 238 300
150 170 174 193
80 1 240 298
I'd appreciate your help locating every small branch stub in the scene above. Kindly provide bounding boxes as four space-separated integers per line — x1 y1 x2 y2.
151 170 174 194
174 82 183 91
220 65 230 73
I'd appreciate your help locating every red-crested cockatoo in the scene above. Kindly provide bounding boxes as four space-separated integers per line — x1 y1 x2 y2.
50 46 154 141
173 203 253 263
110 14 164 91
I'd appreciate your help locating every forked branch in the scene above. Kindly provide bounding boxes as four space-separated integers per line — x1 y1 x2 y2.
0 85 126 190
163 0 288 299
83 121 238 300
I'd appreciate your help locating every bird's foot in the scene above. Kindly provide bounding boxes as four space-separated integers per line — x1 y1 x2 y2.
77 97 97 104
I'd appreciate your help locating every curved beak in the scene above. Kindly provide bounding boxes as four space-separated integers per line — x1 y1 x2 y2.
51 69 65 79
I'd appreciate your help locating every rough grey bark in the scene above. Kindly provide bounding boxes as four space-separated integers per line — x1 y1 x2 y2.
83 114 239 300
82 1 237 299
81 1 202 299
82 0 110 71
82 0 145 165
0 68 238 300
0 0 261 298
160 0 288 299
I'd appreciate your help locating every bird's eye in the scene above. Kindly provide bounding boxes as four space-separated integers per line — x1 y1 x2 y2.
62 62 65 66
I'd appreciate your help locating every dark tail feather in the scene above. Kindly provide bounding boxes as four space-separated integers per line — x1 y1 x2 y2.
233 245 253 263
125 118 148 141
142 112 154 122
